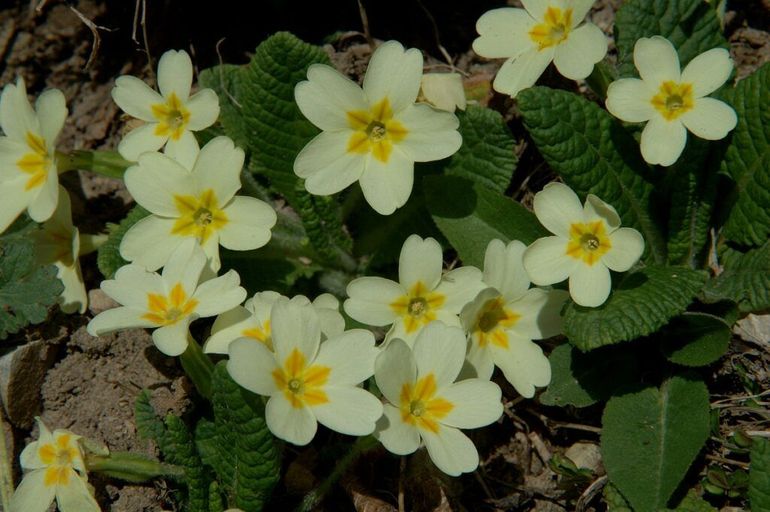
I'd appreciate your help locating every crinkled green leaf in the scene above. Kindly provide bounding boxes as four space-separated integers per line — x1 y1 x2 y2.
445 105 516 193
517 87 666 263
424 175 547 268
604 482 634 511
660 312 730 367
614 0 728 77
602 375 711 512
96 206 149 279
135 390 167 446
0 234 63 340
198 63 250 148
540 344 639 408
163 415 209 512
751 437 770 511
666 491 718 512
564 266 707 351
721 62 770 246
702 241 770 313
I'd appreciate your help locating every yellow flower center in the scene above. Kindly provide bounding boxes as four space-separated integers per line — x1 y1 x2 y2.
651 81 695 121
171 189 228 243
242 320 273 350
399 373 454 434
38 434 80 487
17 131 50 190
151 92 191 140
346 98 408 163
566 220 612 266
472 296 521 349
390 281 446 334
529 7 573 49
272 348 331 408
141 282 199 326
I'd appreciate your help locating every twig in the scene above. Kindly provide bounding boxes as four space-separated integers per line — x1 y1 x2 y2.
132 0 153 79
576 475 608 512
215 38 241 108
0 412 14 510
68 6 112 70
416 0 454 68
705 454 750 469
398 456 406 512
357 0 375 50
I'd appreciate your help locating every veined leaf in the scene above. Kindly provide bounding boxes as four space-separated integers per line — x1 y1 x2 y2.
564 265 707 351
702 241 770 313
517 87 666 263
96 206 149 279
424 175 547 268
750 437 770 511
660 312 730 367
602 375 711 512
614 0 728 77
721 62 770 246
163 416 209 512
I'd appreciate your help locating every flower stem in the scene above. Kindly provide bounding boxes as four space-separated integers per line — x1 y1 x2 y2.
85 451 184 482
0 413 14 511
179 335 214 399
585 60 616 100
57 150 133 179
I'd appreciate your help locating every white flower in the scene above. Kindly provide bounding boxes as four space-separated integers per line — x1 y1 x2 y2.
203 291 345 354
294 41 462 215
374 322 503 476
87 239 247 356
111 49 220 161
31 187 87 314
227 300 382 445
473 0 607 98
460 240 568 398
420 73 467 112
344 234 484 347
0 77 66 233
522 183 644 307
119 136 277 272
10 418 100 512
605 36 737 167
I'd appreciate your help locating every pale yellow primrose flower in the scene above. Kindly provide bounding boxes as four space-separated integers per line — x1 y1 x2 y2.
111 49 220 161
374 322 503 476
344 234 485 347
0 77 66 233
522 183 644 308
119 136 277 273
10 418 100 512
204 291 345 354
473 0 607 98
461 239 568 398
420 73 467 112
87 239 247 356
227 300 383 446
606 36 737 167
294 41 462 215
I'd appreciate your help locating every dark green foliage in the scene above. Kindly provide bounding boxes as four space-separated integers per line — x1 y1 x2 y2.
96 206 149 278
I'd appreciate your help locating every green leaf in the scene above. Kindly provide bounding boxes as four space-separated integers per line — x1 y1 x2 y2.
751 437 770 512
721 62 770 246
517 87 666 263
702 241 770 313
96 206 149 279
445 105 517 193
135 390 167 446
614 0 728 77
198 64 250 149
604 482 634 511
660 312 730 367
424 175 547 267
0 235 63 340
540 344 639 408
564 266 706 351
602 375 711 512
163 416 209 512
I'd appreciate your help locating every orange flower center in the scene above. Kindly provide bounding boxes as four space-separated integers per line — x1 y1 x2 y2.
38 434 80 487
390 281 446 334
141 283 199 326
272 348 331 408
172 189 228 243
529 6 573 49
151 92 191 140
651 81 694 121
399 373 454 434
472 296 521 349
17 131 50 190
566 220 612 266
346 98 408 163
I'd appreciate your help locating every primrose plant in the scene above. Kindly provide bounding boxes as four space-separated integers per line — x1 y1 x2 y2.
2 0 769 510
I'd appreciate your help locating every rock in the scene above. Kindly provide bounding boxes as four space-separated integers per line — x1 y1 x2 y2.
565 442 604 475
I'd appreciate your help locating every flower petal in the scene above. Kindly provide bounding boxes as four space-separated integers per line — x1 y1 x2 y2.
435 266 485 313
313 386 383 436
509 288 568 340
363 41 423 112
680 97 737 141
87 307 154 336
399 234 443 290
640 117 687 167
119 216 180 271
55 471 101 512
413 321 466 388
344 277 403 326
192 136 244 204
315 329 377 385
359 149 414 215
271 300 321 365
473 8 534 59
185 88 220 130
570 0 596 23
0 78 38 141
111 75 164 121
295 131 366 194
117 123 167 162
9 469 56 512
26 166 58 223
520 0 548 20
313 294 346 338
295 64 368 130
102 264 164 309
568 262 611 307
157 49 193 101
375 338 417 404
604 227 644 272
681 48 733 98
152 318 192 356
492 48 554 98
36 89 67 145
522 236 579 285
465 339 495 380
494 335 551 397
422 425 479 476
218 196 276 251
583 194 620 230
227 338 278 395
193 270 246 317
606 78 656 123
204 306 252 354
266 394 317 445
533 182 584 237
553 23 607 80
124 152 196 216
162 238 206 294
376 404 421 455
634 36 681 84
394 104 462 162
440 379 503 428
0 179 33 233
483 239 530 301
